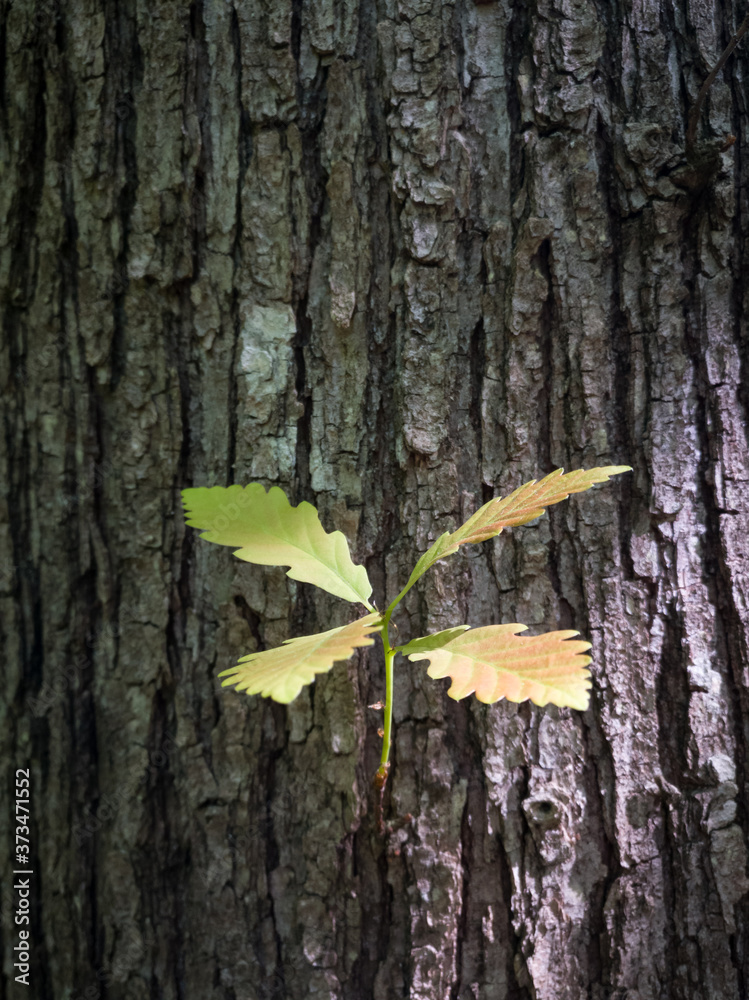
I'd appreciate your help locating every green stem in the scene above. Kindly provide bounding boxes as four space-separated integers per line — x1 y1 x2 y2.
374 580 420 790
373 557 441 790
382 578 417 624
374 621 396 789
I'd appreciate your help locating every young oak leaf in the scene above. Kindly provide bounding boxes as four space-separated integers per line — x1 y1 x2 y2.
397 626 471 656
219 612 383 704
408 623 593 710
405 466 631 589
181 484 374 609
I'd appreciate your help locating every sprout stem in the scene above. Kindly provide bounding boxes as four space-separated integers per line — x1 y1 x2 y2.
374 621 396 791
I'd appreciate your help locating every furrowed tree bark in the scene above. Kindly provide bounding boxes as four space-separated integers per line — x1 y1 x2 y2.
2 1 749 998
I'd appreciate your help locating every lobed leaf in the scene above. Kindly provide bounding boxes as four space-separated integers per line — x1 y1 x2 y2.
408 623 593 710
405 466 631 589
397 626 470 656
219 612 383 704
181 484 374 608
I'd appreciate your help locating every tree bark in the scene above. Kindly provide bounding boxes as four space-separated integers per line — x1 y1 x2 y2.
2 0 749 997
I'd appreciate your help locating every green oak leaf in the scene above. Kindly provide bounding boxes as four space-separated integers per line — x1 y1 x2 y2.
405 466 631 590
409 623 593 710
219 613 383 704
181 484 374 609
397 626 471 656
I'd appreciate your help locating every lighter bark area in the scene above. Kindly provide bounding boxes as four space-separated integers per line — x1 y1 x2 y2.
2 0 749 998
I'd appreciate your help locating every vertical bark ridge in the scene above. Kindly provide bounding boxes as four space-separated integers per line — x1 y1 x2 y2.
681 174 749 990
656 600 693 785
3 1 749 997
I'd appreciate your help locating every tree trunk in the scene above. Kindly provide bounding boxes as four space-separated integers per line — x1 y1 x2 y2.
3 0 749 997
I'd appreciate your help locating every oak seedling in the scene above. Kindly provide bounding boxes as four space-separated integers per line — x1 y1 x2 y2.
181 466 631 789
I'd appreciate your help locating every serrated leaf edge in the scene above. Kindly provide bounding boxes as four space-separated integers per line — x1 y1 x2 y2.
408 623 593 710
403 466 631 591
181 483 374 609
217 613 383 704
